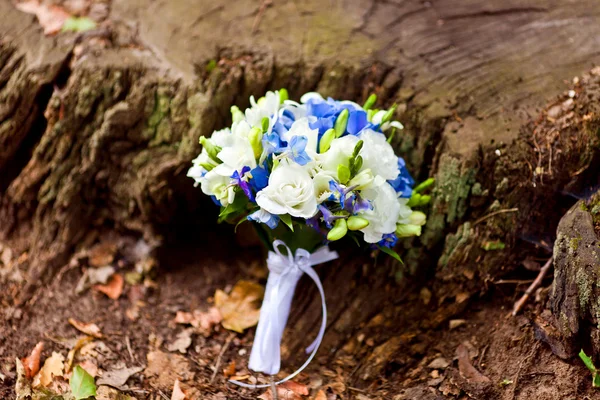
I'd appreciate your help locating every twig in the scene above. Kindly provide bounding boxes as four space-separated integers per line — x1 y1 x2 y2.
210 332 235 383
270 376 278 400
473 208 519 225
125 335 135 362
252 0 273 33
512 257 553 316
511 342 541 400
348 386 367 393
478 343 490 368
495 279 535 285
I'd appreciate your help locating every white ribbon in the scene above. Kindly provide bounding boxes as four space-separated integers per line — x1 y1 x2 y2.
229 240 338 388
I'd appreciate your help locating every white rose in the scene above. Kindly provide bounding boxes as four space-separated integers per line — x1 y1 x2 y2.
359 129 399 180
281 117 319 155
318 135 359 178
214 136 257 177
358 182 400 243
200 170 235 206
256 162 318 218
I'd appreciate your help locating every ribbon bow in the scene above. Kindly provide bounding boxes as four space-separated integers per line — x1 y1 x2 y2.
230 240 338 388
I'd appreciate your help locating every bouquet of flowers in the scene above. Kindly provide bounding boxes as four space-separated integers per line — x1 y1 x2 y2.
187 90 430 387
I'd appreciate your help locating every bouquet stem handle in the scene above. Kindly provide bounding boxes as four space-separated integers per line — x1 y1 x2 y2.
229 240 338 388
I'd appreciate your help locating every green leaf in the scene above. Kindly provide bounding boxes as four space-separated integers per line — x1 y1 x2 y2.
580 349 597 374
70 365 96 400
352 140 364 158
338 165 351 184
218 195 248 219
377 245 403 264
387 127 397 143
62 17 97 32
280 214 294 232
594 373 600 388
353 156 363 174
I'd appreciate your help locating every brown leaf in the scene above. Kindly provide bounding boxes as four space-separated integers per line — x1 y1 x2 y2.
166 329 193 354
15 1 71 35
96 385 137 400
215 280 264 333
32 351 64 388
88 241 118 267
65 336 95 373
174 307 222 335
171 379 186 400
223 361 236 378
97 366 143 389
456 344 490 383
313 390 327 400
94 273 124 300
22 342 44 379
259 381 309 400
68 318 103 338
145 351 194 391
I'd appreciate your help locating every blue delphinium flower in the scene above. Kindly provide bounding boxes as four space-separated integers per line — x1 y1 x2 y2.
231 166 254 201
249 165 269 192
286 135 311 166
262 131 283 158
388 157 415 198
377 233 398 249
346 110 368 135
352 194 372 214
318 205 345 229
248 209 280 229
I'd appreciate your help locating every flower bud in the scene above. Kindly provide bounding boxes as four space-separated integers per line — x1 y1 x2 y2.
248 127 263 159
319 128 336 153
349 169 373 189
414 178 435 193
199 136 221 162
334 109 349 138
406 193 421 207
327 218 348 241
363 94 377 110
381 104 397 124
396 224 422 238
347 216 369 231
279 88 289 103
337 164 351 184
231 106 244 123
418 195 431 206
407 211 427 226
261 117 270 132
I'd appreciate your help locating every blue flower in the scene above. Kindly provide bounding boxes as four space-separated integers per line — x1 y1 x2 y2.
318 205 343 229
248 209 280 229
231 167 253 201
309 115 335 135
262 131 283 157
329 180 347 207
377 233 398 249
249 165 269 192
287 135 311 166
346 110 368 135
210 196 222 207
388 157 415 198
352 194 372 214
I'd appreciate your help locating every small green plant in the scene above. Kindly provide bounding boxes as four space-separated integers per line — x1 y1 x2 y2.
579 349 600 388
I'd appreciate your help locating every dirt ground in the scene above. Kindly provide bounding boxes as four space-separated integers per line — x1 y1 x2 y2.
0 226 596 400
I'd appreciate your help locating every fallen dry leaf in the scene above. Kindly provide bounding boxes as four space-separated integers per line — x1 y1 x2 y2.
94 273 124 300
174 307 222 335
167 329 193 354
15 358 32 400
88 266 116 285
88 241 118 267
171 379 186 400
15 0 71 35
223 361 236 378
145 351 194 391
96 385 137 400
258 381 309 400
22 342 44 379
65 336 95 373
456 344 490 383
313 390 327 400
97 366 143 389
68 318 103 338
215 280 264 333
32 352 64 388
78 360 99 378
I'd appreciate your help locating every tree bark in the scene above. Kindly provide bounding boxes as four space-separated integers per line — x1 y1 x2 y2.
1 0 600 386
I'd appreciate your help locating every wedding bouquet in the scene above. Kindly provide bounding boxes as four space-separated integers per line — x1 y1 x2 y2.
187 90 430 387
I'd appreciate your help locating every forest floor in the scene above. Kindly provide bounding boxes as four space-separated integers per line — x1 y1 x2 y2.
0 227 595 400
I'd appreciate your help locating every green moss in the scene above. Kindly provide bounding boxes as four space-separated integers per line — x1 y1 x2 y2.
577 261 592 311
481 240 506 251
570 235 582 252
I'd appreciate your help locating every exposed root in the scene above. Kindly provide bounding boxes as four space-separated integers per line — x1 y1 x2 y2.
511 258 553 316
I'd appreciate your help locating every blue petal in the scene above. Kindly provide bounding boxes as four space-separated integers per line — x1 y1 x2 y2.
347 110 368 135
289 135 311 165
249 165 269 192
388 157 415 198
248 209 280 230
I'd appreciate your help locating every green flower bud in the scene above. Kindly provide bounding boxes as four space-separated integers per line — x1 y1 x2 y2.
406 193 421 207
363 94 377 110
231 106 244 123
199 162 215 171
407 211 427 226
367 109 377 122
338 164 351 184
381 104 397 124
327 218 348 241
261 117 270 132
334 109 349 138
418 195 431 206
319 128 336 153
396 224 422 238
248 127 263 159
414 178 435 193
347 216 369 231
279 88 289 103
199 136 221 162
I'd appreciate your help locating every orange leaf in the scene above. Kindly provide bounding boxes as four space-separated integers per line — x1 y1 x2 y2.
68 318 103 338
258 381 309 400
22 342 44 378
94 273 124 300
313 390 327 400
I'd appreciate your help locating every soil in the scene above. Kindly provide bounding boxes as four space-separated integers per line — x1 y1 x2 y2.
0 228 596 399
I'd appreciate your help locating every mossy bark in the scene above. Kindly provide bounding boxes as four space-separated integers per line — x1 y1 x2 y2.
1 0 600 386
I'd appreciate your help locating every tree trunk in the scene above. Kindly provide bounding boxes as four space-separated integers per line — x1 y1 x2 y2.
1 0 600 387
